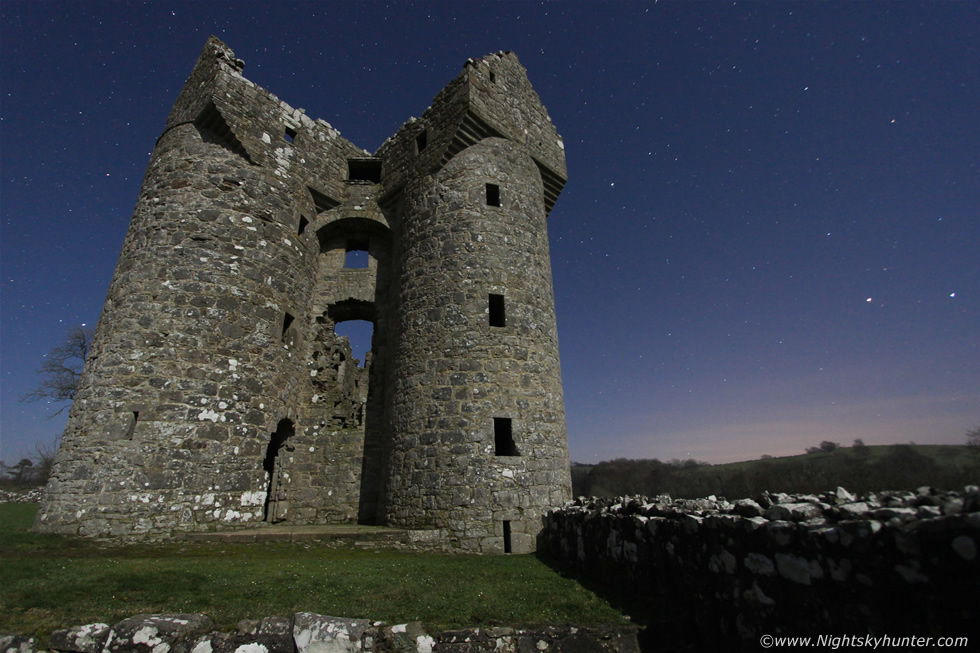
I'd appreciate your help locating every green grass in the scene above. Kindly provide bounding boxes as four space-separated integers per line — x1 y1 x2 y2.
0 504 626 639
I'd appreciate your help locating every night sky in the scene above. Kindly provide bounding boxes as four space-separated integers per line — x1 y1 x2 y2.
2 1 978 466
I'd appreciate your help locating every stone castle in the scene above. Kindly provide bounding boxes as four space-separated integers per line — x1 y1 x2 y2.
36 37 572 553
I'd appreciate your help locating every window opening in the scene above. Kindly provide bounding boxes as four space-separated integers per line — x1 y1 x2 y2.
344 238 370 268
489 71 497 84
297 215 309 235
489 294 506 327
494 417 518 456
284 127 296 143
281 312 295 341
335 320 374 368
345 250 369 268
126 411 139 440
348 159 382 183
503 520 512 553
486 183 501 207
416 130 428 153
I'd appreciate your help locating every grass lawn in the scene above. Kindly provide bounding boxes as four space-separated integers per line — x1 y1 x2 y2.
0 503 626 640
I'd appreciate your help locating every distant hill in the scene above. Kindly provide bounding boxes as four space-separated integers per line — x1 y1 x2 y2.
571 444 980 498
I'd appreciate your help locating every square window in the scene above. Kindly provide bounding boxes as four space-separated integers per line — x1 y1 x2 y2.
284 127 297 143
345 238 370 268
486 183 501 207
345 249 369 268
348 158 382 183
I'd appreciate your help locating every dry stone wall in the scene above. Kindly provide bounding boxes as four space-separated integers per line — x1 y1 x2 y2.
542 486 980 649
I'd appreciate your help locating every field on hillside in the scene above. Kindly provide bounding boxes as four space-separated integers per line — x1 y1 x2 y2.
573 444 980 498
0 504 626 641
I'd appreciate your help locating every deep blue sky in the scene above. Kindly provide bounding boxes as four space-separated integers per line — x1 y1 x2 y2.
2 1 978 465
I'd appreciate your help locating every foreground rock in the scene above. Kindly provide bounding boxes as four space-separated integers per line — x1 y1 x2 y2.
1 614 638 653
103 615 214 653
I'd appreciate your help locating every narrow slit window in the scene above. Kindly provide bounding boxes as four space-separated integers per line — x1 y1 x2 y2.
126 411 139 440
489 294 505 327
503 520 512 554
494 417 518 456
297 215 309 235
416 130 428 154
486 183 501 207
284 127 296 143
281 312 295 340
489 70 497 84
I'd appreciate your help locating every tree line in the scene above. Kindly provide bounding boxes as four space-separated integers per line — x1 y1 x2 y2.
572 440 980 499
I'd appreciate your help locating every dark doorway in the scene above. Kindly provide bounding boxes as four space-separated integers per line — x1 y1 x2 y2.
263 418 294 522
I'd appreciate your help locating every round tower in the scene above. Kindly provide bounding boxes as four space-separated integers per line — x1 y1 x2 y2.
384 137 571 553
35 113 320 535
34 39 333 536
37 40 573 548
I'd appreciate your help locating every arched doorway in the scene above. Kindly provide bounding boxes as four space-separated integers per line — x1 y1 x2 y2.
263 418 294 522
326 301 384 525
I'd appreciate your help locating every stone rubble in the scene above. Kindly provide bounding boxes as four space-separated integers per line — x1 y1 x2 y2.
0 489 44 503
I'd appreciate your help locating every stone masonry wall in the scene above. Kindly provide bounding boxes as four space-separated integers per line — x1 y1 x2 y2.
36 38 373 537
542 487 980 649
37 38 572 551
383 137 570 553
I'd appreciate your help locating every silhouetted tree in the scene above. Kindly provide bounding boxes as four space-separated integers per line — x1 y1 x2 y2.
2 459 33 484
20 326 93 416
852 438 870 457
967 426 980 449
32 439 59 485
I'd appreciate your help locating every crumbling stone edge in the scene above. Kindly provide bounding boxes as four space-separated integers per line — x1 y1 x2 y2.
0 612 640 653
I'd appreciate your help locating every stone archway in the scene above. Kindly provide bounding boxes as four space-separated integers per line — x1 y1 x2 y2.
263 418 295 522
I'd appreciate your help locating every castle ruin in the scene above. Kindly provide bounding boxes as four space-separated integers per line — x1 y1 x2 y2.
36 37 572 553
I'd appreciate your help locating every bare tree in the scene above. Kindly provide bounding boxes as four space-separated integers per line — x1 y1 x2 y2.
20 325 94 416
32 438 60 484
967 426 980 449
